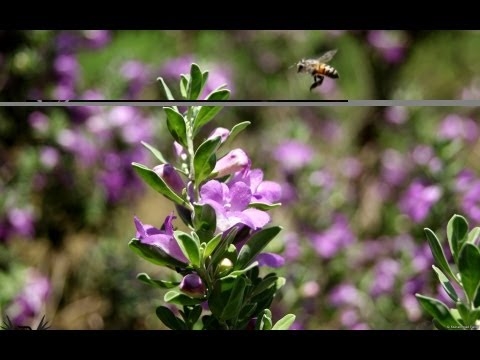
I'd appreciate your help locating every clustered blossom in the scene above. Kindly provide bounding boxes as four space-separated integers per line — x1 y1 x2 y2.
399 180 443 223
310 214 356 259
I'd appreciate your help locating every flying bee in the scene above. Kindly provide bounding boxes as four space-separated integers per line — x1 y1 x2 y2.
294 49 339 91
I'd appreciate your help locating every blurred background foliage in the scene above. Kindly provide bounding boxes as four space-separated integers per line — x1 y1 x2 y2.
1 30 480 329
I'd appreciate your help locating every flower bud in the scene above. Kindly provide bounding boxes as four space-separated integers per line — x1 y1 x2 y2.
217 258 234 276
180 273 206 299
153 164 185 194
208 127 230 144
213 149 249 178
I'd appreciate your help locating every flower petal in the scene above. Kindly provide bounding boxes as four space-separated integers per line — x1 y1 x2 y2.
229 182 252 211
200 180 225 205
256 252 285 268
242 208 270 229
254 181 282 204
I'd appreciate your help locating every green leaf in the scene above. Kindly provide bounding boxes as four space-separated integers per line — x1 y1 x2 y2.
236 226 283 270
209 225 241 269
204 233 223 259
132 163 188 207
164 290 203 306
194 136 222 185
256 309 272 330
249 202 282 211
226 262 259 278
458 243 480 303
221 121 251 152
188 63 204 100
128 238 187 268
137 273 180 289
209 276 247 321
457 302 480 326
250 275 279 298
175 231 200 268
156 77 178 112
164 107 187 148
447 214 469 262
202 70 209 89
186 305 203 326
272 314 296 330
432 265 459 302
193 203 217 241
415 294 462 329
193 89 231 135
141 141 168 164
156 306 187 330
424 228 457 282
180 74 189 98
467 227 480 245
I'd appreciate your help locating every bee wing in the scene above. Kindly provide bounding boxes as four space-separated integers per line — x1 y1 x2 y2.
317 49 338 63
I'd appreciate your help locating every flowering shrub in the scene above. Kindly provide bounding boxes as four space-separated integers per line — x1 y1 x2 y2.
129 63 295 330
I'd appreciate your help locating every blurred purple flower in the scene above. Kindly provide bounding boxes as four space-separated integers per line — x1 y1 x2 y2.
309 170 335 192
82 30 111 49
402 293 423 321
460 180 480 223
438 114 479 143
399 180 442 223
411 243 434 273
370 258 401 297
367 30 408 64
134 214 188 264
351 323 370 330
120 60 151 98
273 140 314 173
301 281 320 298
7 207 35 238
329 283 361 307
319 119 343 142
53 82 76 100
28 111 49 133
310 214 355 259
411 145 442 174
55 32 82 53
282 232 301 262
455 169 476 193
199 180 270 233
380 149 411 187
340 157 363 179
39 146 60 169
6 269 51 326
340 309 360 327
57 128 98 166
54 54 79 81
277 181 298 204
385 106 408 124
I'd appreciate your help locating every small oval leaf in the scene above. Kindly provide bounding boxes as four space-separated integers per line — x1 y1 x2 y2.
165 107 187 148
156 306 187 330
236 226 283 270
193 89 231 135
447 214 469 262
424 228 457 282
272 314 296 330
458 243 480 303
415 294 462 329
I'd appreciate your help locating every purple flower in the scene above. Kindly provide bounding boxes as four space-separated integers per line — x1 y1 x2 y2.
370 259 401 297
460 180 480 223
7 207 35 238
340 157 363 179
399 180 443 223
310 214 355 259
28 111 49 133
273 140 314 173
411 145 442 174
6 269 51 326
380 149 411 187
153 164 185 195
385 106 408 124
82 30 111 49
329 283 361 308
208 127 230 144
120 60 151 98
39 146 60 169
256 252 285 268
402 293 423 321
411 243 434 273
54 54 79 81
213 149 250 178
301 281 320 298
180 273 206 298
134 214 188 264
367 30 408 64
199 180 270 233
229 166 282 205
455 169 476 193
57 129 98 166
309 170 335 192
438 114 479 143
282 232 301 262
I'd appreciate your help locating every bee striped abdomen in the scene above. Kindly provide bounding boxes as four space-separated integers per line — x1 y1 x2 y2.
320 64 338 79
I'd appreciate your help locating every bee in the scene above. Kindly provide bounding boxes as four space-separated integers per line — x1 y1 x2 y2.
294 49 339 91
